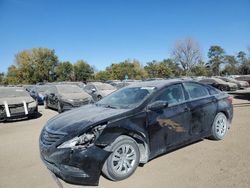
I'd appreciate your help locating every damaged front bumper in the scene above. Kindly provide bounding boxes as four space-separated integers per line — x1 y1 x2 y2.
0 103 38 121
40 143 111 186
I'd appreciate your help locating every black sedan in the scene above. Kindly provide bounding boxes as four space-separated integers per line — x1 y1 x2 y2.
39 79 233 186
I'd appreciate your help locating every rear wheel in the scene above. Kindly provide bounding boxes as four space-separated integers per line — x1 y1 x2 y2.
102 136 140 181
210 112 228 140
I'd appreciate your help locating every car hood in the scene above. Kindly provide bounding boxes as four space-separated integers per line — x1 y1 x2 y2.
227 82 237 87
45 104 129 134
239 81 249 86
0 96 34 105
61 92 92 100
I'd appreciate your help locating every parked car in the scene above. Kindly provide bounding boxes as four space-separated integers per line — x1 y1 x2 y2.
199 77 237 91
84 82 116 101
27 85 52 105
0 87 38 121
39 79 233 186
235 75 250 85
217 76 249 89
44 84 93 113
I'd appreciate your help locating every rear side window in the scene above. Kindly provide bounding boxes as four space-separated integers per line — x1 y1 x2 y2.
207 85 220 95
184 82 209 99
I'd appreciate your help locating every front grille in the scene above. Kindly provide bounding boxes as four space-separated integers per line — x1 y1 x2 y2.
73 99 90 106
41 128 66 146
8 103 25 114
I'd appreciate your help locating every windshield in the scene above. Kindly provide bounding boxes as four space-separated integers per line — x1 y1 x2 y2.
0 87 30 98
56 85 83 94
96 83 115 90
36 85 50 93
96 86 156 109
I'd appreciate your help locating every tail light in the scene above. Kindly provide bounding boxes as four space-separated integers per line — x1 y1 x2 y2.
227 96 233 104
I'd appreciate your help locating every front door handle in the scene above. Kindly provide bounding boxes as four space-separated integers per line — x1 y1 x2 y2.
212 98 217 102
184 107 190 112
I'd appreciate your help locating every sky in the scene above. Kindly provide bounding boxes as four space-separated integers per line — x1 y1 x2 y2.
0 0 250 73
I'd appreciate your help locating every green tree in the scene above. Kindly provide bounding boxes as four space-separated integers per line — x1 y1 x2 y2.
95 70 112 81
6 65 21 84
55 61 73 81
73 60 94 81
145 59 179 78
207 45 225 75
0 72 5 85
106 59 147 80
222 55 238 75
237 50 250 75
190 61 211 76
237 51 247 64
161 59 183 77
12 48 59 84
31 48 58 82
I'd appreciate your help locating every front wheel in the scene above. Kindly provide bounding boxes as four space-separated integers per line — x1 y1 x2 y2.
210 112 228 140
97 95 102 101
102 136 140 181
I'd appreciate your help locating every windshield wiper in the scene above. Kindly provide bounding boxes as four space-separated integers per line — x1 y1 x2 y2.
103 104 117 109
95 103 118 109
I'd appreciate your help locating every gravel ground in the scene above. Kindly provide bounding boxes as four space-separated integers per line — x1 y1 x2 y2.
0 88 250 188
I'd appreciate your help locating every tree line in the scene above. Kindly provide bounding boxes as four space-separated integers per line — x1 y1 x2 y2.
1 38 250 85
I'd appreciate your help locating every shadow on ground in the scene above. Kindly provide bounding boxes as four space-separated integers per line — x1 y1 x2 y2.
1 112 43 124
229 91 250 101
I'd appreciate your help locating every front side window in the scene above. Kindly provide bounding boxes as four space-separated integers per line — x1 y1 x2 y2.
154 84 185 106
85 85 95 91
48 86 57 94
184 82 209 99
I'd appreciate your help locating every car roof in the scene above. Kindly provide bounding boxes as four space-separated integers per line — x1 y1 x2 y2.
126 79 195 89
88 82 110 85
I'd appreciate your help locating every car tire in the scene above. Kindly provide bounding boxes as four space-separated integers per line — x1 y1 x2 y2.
57 102 62 113
97 95 102 101
102 136 140 181
210 112 228 140
28 107 38 119
218 85 225 91
44 99 48 109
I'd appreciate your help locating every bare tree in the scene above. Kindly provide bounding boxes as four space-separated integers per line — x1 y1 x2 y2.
172 37 202 75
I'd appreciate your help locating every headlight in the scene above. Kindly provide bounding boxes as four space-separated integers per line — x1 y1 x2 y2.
28 101 37 108
57 124 107 149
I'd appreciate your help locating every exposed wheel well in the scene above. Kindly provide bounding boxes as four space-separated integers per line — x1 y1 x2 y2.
111 134 149 164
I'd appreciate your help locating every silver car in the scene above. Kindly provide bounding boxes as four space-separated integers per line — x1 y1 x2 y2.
0 87 38 121
84 82 116 101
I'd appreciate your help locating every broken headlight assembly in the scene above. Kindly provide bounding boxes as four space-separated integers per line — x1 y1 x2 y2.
57 124 107 149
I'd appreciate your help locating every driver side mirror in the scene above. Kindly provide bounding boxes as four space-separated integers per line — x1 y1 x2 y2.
148 101 168 111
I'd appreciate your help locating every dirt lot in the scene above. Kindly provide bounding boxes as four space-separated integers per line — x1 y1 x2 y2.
0 88 250 188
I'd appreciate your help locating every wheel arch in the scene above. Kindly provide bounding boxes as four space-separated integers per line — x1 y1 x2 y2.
96 129 150 164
